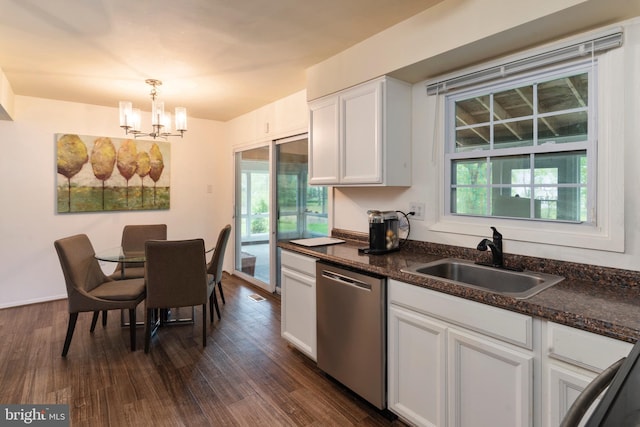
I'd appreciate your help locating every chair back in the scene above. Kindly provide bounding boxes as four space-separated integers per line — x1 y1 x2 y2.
54 234 109 309
120 224 167 266
207 224 231 280
145 239 208 309
122 224 167 252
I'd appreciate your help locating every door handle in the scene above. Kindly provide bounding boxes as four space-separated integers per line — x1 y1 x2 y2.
321 270 372 291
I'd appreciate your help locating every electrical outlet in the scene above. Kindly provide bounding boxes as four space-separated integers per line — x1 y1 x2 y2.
409 202 426 221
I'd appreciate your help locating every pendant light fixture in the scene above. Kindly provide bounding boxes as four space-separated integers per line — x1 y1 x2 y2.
119 79 187 139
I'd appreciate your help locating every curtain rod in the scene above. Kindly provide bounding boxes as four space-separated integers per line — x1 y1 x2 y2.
426 28 623 96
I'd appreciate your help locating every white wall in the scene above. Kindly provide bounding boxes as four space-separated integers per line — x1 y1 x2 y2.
333 18 640 271
307 0 590 100
0 67 15 120
227 90 308 145
306 0 640 100
0 96 228 308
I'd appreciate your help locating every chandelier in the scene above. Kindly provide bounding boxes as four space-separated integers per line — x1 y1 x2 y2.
118 79 187 139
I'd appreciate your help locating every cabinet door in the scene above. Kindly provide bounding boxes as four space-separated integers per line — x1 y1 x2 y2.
543 322 632 427
388 304 447 427
546 363 596 427
340 79 383 184
309 96 340 185
448 328 534 427
281 266 316 360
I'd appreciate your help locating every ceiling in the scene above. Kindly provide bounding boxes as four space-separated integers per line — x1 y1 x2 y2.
0 0 442 122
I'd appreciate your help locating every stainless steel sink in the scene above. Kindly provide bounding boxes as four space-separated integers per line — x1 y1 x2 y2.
401 258 564 299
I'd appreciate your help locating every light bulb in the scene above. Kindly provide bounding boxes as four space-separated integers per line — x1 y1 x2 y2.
175 107 187 131
119 101 132 128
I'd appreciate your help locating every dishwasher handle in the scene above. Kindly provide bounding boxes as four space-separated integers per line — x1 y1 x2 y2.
321 270 372 291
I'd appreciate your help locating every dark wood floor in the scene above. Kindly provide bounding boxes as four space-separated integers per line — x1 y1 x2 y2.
0 273 403 426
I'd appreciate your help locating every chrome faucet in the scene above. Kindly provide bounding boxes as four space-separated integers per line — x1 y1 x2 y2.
476 226 504 268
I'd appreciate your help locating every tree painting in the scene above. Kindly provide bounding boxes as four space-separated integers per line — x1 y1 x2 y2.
57 134 89 212
90 137 116 210
136 151 150 207
55 134 170 213
149 143 165 205
116 139 138 207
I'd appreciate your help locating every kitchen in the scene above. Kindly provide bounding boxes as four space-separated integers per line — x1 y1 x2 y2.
2 1 640 426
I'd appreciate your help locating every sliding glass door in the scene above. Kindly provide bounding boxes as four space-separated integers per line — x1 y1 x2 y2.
234 135 328 293
234 146 271 291
275 136 328 292
276 137 328 241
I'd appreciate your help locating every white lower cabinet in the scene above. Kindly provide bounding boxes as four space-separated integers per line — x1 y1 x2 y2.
546 362 596 427
388 279 534 427
542 322 632 427
281 250 317 360
447 327 533 427
388 303 447 426
388 279 635 427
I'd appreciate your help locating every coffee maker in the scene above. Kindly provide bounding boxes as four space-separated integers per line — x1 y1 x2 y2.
363 210 400 254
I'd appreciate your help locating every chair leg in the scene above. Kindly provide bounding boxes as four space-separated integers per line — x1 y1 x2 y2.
202 304 207 347
129 308 136 351
90 311 100 332
62 312 78 357
217 280 225 305
209 294 214 323
213 291 221 320
144 308 152 353
102 310 108 327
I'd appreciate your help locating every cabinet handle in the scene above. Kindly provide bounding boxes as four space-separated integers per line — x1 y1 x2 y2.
322 270 372 291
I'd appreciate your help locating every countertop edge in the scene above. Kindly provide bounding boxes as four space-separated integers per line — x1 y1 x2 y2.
278 240 640 344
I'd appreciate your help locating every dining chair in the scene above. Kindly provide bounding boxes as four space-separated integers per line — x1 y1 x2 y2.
144 238 214 353
207 224 231 320
109 224 167 280
54 234 146 357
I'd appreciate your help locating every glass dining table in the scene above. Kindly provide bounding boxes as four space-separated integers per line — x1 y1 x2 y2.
95 246 212 327
95 246 213 267
94 246 144 274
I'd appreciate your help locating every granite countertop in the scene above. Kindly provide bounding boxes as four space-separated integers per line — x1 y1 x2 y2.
279 230 640 344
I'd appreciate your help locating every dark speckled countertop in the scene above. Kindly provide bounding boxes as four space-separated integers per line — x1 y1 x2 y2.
279 229 640 344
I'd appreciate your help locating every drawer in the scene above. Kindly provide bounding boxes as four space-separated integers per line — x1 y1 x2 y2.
389 279 533 349
547 322 632 372
281 250 317 276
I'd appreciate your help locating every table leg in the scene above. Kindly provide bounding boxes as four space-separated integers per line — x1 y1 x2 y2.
120 263 126 326
159 307 196 325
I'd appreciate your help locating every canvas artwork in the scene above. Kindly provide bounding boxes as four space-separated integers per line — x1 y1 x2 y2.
56 134 170 213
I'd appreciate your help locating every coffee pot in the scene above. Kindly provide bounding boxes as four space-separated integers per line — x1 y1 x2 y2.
365 210 400 254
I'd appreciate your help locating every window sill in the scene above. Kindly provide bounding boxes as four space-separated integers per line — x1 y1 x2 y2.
429 215 624 253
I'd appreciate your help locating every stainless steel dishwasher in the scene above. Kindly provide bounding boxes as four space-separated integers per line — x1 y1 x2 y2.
316 261 386 409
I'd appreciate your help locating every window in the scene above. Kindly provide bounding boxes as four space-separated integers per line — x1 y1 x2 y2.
445 62 594 223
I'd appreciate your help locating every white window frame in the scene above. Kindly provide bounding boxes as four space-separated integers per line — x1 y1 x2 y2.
428 33 625 253
444 60 595 224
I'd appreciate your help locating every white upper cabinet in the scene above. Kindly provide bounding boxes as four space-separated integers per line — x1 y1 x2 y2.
341 81 382 184
308 76 411 186
308 96 340 184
